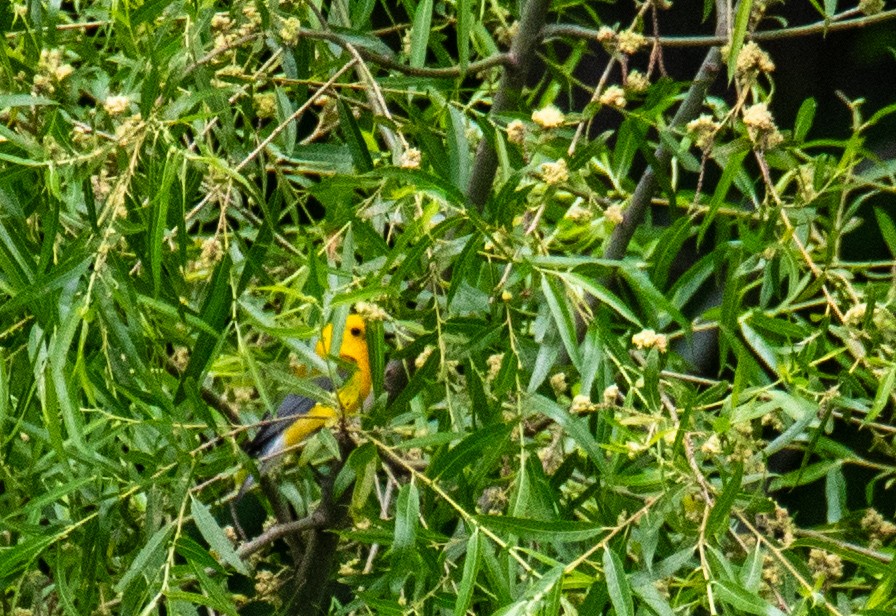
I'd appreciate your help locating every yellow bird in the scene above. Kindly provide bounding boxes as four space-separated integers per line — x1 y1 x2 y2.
240 314 371 495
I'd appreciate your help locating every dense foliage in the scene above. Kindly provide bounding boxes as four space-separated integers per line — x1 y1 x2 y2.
2 0 896 614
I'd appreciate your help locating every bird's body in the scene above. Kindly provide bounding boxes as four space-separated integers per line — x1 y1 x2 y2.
240 315 371 495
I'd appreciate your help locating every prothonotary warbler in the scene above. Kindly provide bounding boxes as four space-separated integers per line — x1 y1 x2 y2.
239 314 371 496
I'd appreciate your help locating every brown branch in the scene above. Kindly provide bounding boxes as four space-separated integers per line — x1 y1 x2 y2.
236 511 326 559
164 357 241 425
467 0 553 208
599 1 731 266
543 8 896 48
297 28 513 78
287 433 356 614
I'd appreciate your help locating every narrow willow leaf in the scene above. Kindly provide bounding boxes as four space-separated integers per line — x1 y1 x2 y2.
0 534 57 582
446 106 470 191
564 273 642 326
148 149 178 297
453 529 482 616
175 536 221 571
430 423 513 479
456 0 471 70
492 566 563 616
713 580 787 616
176 255 232 402
541 275 582 368
793 98 817 142
18 476 94 519
188 560 240 616
604 547 634 616
632 579 675 616
866 363 896 424
0 94 58 107
740 319 779 373
528 337 559 393
706 463 743 537
338 99 373 172
409 0 433 68
527 394 607 474
727 0 754 82
825 465 847 524
618 268 688 330
191 497 249 575
475 515 604 543
166 589 238 616
367 319 386 401
274 87 296 153
114 525 173 593
740 544 764 591
394 482 420 553
769 460 840 491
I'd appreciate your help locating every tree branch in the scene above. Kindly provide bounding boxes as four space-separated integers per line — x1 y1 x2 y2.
543 8 896 48
574 0 732 340
466 0 553 208
286 432 356 614
236 511 326 559
297 28 513 78
601 2 731 265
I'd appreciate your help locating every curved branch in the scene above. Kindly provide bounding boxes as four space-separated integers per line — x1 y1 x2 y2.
543 8 896 48
574 0 732 340
602 47 725 261
602 0 731 259
299 29 513 78
236 511 325 559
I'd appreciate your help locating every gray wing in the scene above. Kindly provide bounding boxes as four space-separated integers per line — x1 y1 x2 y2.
244 376 335 458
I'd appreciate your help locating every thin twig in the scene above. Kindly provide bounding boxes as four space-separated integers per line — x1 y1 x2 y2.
467 0 553 208
543 9 896 47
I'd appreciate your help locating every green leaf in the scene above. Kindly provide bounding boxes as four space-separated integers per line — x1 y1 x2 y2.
713 580 787 616
564 273 642 326
0 534 57 582
866 362 896 425
429 423 513 482
764 391 817 456
541 275 582 368
873 208 896 258
740 319 779 373
176 254 232 403
148 148 179 297
492 566 563 616
769 460 840 491
453 529 482 616
114 524 173 593
824 465 847 524
446 105 471 191
338 99 373 172
632 579 675 616
394 482 420 553
823 0 837 18
727 0 755 82
475 515 605 542
706 463 743 537
618 267 688 330
604 547 634 616
793 98 817 142
409 0 433 68
456 0 471 70
190 497 249 575
0 94 59 108
527 394 608 475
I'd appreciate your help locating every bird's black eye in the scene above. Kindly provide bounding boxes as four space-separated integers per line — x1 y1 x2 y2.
351 327 362 337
